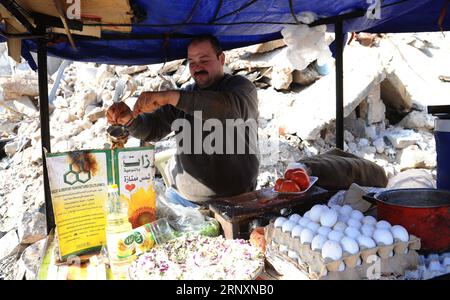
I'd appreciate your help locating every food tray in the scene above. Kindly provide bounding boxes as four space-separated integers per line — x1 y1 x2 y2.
273 176 318 195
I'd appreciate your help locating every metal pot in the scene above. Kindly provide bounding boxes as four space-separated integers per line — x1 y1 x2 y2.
363 188 450 252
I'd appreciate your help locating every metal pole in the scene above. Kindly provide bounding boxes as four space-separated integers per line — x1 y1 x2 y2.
335 21 344 150
37 38 55 234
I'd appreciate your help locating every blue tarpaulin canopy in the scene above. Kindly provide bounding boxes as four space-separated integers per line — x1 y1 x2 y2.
5 0 450 65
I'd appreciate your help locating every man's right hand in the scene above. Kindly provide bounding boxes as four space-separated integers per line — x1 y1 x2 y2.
106 102 133 126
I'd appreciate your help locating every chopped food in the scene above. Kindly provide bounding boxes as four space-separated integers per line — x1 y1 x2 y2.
129 234 264 280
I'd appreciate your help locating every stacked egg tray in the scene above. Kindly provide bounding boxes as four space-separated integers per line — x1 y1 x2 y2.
265 223 421 280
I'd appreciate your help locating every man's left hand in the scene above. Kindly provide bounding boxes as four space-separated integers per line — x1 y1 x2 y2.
133 91 180 117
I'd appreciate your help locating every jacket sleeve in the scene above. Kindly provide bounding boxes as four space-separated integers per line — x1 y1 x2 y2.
175 75 259 121
125 104 180 142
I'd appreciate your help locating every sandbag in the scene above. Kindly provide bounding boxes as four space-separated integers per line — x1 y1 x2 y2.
299 148 388 191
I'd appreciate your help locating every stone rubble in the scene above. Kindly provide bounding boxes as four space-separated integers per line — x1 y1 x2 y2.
1 32 448 279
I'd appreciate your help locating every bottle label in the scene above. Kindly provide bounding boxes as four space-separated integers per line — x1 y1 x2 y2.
106 231 136 260
107 225 156 259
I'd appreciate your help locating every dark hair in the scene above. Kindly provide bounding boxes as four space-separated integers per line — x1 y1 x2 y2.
188 35 223 56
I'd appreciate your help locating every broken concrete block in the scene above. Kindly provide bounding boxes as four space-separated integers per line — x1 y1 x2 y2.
117 65 148 76
2 96 39 118
398 145 436 170
0 230 19 260
19 239 46 280
398 111 435 130
95 64 115 85
4 141 18 156
271 66 293 90
385 129 422 149
344 130 355 143
18 212 46 245
0 73 39 100
85 106 106 123
373 138 386 154
366 84 386 124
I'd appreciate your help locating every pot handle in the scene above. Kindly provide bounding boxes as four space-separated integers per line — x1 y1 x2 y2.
362 192 378 205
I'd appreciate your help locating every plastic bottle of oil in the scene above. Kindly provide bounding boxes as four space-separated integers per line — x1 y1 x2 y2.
105 184 136 279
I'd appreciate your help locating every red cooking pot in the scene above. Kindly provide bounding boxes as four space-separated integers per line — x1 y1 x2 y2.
363 188 450 252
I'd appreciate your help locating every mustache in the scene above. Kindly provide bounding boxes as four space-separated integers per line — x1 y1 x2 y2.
194 70 208 76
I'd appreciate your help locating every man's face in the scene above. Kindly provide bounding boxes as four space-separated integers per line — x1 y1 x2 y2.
188 40 225 89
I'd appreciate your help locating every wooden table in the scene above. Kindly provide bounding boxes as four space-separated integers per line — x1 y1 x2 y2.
208 186 331 239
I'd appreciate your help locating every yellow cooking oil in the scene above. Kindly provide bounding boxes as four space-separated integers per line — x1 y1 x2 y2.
105 184 136 279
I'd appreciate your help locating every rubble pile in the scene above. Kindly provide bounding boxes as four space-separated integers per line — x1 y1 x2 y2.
1 31 449 279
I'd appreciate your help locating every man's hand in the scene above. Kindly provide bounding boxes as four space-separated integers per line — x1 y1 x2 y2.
133 91 180 116
106 102 134 126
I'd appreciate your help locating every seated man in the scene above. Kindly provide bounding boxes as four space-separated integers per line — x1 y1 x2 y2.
107 35 260 207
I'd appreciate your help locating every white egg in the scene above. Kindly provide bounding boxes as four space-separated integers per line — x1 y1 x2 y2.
362 215 377 226
317 226 332 237
333 221 347 232
288 250 299 260
288 214 301 223
320 209 338 227
337 213 350 223
340 237 360 254
360 224 375 237
310 205 326 222
376 220 392 230
300 228 315 244
321 240 343 261
357 235 376 249
274 217 287 228
344 227 361 239
328 230 345 242
282 220 297 233
291 225 304 238
339 205 353 216
347 218 362 229
350 210 364 221
373 229 394 246
390 225 409 242
306 221 321 233
298 217 311 227
311 234 328 251
303 211 311 219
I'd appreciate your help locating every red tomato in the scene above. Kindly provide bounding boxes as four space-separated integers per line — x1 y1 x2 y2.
290 171 310 191
279 180 301 193
284 168 307 180
274 178 285 191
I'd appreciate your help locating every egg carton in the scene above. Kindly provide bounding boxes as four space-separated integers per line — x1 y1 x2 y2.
265 223 421 280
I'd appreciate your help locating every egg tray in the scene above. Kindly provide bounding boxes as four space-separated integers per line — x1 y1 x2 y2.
265 223 421 280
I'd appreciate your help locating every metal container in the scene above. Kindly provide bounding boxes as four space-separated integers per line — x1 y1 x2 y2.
363 188 450 252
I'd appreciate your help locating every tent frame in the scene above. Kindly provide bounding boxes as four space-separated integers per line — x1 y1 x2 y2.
0 0 369 233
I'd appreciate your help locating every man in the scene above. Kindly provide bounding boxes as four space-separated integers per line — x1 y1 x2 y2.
107 35 259 207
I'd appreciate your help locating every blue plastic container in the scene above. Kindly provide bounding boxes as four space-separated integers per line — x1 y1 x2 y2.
435 119 450 190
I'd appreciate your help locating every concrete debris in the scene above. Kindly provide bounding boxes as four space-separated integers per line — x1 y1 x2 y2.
0 72 39 100
0 230 19 261
18 211 46 245
1 32 447 278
